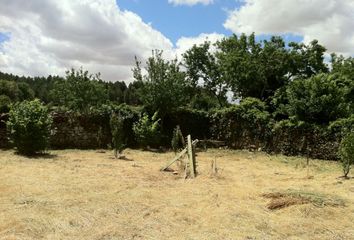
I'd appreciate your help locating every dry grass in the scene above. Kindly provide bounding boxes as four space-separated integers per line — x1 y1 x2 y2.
0 149 353 240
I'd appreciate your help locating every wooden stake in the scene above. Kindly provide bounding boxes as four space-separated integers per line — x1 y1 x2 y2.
161 147 187 171
187 135 195 178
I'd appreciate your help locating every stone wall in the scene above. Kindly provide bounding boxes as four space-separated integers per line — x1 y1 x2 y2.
0 110 342 160
0 112 112 150
50 112 112 149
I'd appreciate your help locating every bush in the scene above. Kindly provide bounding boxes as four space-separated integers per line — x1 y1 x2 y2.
339 132 354 178
210 98 272 149
133 112 160 148
7 99 52 155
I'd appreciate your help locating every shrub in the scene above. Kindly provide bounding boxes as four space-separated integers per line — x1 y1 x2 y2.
210 97 272 149
133 112 160 148
7 99 52 155
339 132 354 178
110 113 126 158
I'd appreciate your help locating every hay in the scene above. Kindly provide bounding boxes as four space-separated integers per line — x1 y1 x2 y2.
0 149 352 239
263 190 346 210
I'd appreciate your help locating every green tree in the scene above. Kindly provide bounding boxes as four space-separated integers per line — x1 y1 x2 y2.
110 113 126 158
0 95 11 112
339 132 354 178
183 42 228 107
133 51 190 115
7 99 52 155
0 79 21 101
216 34 328 100
50 68 108 111
288 40 328 78
273 73 350 125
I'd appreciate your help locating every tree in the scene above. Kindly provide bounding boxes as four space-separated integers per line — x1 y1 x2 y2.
0 79 21 101
273 73 350 125
50 68 108 111
215 34 328 101
339 132 354 178
133 51 190 115
288 40 328 78
0 95 11 113
182 42 228 107
0 80 35 112
110 113 126 158
7 99 52 155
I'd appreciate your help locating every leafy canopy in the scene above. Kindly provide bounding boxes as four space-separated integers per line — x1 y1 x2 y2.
50 68 108 111
133 50 190 115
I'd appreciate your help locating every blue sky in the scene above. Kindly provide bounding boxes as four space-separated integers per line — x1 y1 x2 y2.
117 0 304 46
118 0 237 44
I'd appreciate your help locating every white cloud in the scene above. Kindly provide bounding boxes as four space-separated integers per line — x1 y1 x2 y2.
175 33 225 58
168 0 214 6
0 0 174 82
224 0 354 56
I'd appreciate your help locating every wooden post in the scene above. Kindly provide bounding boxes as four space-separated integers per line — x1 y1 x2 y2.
187 135 195 178
161 147 187 171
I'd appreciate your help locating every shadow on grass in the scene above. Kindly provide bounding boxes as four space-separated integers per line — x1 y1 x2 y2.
15 152 58 160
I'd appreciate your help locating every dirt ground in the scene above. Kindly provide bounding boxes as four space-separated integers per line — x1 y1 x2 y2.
0 149 353 240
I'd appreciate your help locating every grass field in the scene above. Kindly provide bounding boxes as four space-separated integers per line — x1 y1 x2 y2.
0 149 353 240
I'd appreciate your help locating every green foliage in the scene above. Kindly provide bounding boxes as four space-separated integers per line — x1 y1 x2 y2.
50 68 108 111
339 132 354 177
171 125 185 153
328 114 354 136
273 73 350 125
133 51 190 115
110 113 126 158
7 99 52 155
133 112 161 148
0 79 34 102
211 98 272 148
0 95 11 113
216 34 327 100
189 89 220 111
183 42 228 106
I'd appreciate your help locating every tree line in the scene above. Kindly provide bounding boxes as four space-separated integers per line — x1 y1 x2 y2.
2 33 353 126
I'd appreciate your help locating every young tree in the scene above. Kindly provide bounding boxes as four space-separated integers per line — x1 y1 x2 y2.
339 132 354 178
171 125 185 154
110 113 126 159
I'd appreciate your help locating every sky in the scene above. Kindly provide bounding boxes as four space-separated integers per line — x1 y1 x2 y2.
0 0 353 83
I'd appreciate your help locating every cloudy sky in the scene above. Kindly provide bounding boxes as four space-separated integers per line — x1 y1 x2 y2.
0 0 353 82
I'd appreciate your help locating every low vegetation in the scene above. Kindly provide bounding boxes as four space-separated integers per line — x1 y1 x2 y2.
6 99 52 155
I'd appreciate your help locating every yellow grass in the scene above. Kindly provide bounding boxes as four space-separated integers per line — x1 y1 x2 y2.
0 149 353 239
